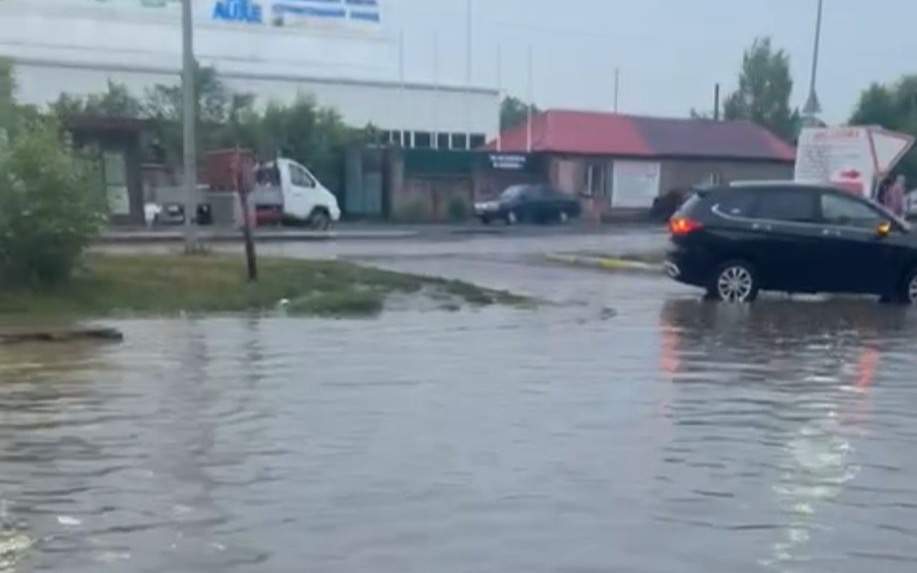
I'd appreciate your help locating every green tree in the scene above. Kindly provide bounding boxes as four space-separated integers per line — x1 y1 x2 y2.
500 96 538 132
254 96 369 192
0 116 106 286
723 37 799 142
850 75 917 181
51 81 144 119
0 58 20 140
141 65 258 163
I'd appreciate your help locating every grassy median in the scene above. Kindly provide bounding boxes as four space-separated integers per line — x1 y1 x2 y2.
0 254 527 318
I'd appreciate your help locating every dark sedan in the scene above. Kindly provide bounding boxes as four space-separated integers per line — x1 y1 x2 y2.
666 182 917 303
475 184 582 225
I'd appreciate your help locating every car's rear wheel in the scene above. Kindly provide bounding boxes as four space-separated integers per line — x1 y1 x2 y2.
897 268 917 304
710 261 759 303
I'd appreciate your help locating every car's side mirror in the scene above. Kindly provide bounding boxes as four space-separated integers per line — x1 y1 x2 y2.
877 221 893 238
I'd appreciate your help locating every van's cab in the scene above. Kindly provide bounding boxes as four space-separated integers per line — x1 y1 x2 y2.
254 158 341 229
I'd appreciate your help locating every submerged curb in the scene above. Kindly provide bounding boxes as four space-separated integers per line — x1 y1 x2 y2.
0 327 124 345
545 254 663 273
97 230 420 244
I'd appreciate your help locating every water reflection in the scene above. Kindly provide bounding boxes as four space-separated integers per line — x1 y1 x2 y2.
659 299 917 571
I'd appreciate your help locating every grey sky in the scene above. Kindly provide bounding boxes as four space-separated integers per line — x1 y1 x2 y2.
385 0 915 124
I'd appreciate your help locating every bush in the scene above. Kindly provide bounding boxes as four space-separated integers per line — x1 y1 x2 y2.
0 118 106 286
396 200 427 223
447 197 470 222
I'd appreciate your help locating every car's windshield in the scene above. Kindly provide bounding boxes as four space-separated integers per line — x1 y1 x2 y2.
500 186 528 201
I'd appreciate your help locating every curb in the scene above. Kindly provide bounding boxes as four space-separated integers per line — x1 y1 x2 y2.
97 230 421 244
545 254 663 273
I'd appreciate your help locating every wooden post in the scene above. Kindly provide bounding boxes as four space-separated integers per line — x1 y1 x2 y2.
234 148 258 282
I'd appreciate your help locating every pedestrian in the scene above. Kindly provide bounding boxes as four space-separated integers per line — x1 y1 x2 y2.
886 175 907 218
876 178 891 206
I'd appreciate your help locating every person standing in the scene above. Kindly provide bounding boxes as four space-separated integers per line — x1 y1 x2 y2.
886 175 907 218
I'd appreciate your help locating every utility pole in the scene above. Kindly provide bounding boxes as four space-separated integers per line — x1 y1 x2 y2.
613 67 620 113
526 45 533 153
496 43 503 152
802 0 824 124
433 32 440 149
714 83 721 121
465 0 473 149
181 0 198 252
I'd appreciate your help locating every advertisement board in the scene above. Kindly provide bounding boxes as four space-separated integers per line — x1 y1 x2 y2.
795 127 914 196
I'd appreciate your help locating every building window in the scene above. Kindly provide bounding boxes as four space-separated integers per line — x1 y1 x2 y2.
469 134 486 149
436 133 450 150
403 131 414 148
414 132 432 149
391 131 403 147
703 171 723 186
451 133 468 150
586 164 603 197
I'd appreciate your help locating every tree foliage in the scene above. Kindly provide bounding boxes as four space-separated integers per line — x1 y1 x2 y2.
850 75 917 181
0 116 106 286
0 58 15 136
723 37 799 142
500 96 538 132
51 64 370 188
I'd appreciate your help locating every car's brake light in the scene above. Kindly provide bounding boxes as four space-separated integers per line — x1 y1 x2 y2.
669 217 703 236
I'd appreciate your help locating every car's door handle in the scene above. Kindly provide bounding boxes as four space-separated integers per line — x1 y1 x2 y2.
752 223 773 231
821 228 841 237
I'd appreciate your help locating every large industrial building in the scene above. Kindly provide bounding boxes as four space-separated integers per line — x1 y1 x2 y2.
0 0 498 150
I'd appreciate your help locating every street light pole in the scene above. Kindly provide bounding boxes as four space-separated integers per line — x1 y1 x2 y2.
803 0 824 123
181 0 199 252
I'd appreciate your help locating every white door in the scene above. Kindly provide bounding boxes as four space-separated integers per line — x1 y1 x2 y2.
287 163 317 219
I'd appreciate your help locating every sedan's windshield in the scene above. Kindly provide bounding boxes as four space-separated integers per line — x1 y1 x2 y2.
500 186 527 201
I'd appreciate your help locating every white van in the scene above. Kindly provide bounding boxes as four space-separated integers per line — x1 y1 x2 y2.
253 158 342 229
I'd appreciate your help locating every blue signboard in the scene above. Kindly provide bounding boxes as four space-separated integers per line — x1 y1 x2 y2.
212 0 263 23
212 0 381 26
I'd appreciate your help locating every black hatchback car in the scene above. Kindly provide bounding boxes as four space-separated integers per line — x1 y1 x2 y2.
475 184 582 225
666 182 917 303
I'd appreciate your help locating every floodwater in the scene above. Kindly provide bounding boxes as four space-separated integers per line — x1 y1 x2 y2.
3 259 917 572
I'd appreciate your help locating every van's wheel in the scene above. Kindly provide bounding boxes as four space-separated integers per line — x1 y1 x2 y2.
309 210 331 231
710 260 759 303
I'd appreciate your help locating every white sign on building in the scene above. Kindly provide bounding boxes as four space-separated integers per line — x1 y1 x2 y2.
612 161 661 208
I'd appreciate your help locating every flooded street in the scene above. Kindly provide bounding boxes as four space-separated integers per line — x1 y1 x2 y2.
4 235 917 572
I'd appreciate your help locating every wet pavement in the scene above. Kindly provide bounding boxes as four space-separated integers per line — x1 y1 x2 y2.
6 231 917 572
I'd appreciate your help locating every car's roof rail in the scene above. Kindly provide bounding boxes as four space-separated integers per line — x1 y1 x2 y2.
728 180 827 190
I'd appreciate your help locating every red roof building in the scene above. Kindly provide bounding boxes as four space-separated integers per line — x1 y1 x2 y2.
492 109 796 161
485 110 796 219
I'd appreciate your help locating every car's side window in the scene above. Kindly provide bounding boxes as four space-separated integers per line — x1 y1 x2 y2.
713 191 757 217
290 165 315 188
752 189 819 223
820 193 883 229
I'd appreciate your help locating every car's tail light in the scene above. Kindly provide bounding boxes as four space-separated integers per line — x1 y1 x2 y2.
669 217 704 236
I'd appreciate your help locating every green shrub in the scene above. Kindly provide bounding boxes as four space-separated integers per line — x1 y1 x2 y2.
0 118 106 286
446 196 470 222
397 200 427 223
